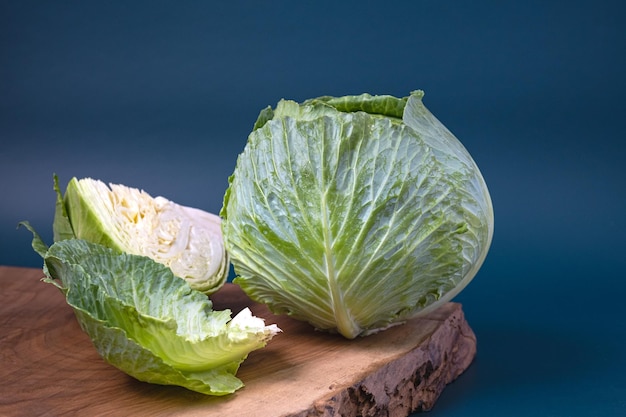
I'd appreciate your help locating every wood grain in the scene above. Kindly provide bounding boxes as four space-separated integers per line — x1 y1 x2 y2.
0 266 476 417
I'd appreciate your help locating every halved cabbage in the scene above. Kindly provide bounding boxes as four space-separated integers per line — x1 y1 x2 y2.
53 176 228 294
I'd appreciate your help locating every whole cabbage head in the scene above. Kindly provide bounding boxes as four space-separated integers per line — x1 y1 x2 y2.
221 90 494 339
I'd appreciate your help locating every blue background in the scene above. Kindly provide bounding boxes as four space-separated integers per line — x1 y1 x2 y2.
2 1 625 415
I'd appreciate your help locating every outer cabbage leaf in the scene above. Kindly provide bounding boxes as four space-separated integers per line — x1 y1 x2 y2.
221 90 493 339
53 175 228 294
21 223 280 395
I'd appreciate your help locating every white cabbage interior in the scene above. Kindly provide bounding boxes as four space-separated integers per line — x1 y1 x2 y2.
79 179 227 292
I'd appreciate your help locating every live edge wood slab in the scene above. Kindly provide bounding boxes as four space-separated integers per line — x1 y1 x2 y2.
1 266 476 417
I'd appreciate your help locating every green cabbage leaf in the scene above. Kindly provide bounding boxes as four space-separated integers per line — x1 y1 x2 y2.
221 90 494 339
20 222 280 395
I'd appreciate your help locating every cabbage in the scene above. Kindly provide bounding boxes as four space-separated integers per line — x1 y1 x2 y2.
221 90 494 339
53 176 228 294
20 222 280 396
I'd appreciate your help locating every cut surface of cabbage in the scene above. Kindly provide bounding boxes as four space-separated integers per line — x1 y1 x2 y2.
55 176 228 294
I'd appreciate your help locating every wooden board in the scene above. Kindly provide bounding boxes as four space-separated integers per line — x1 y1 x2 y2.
0 266 476 416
